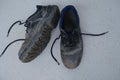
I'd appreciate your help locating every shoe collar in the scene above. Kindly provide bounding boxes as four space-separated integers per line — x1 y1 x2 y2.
59 5 79 32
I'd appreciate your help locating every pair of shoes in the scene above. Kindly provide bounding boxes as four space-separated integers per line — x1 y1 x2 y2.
0 5 108 69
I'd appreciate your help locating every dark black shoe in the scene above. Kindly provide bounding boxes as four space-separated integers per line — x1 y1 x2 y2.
59 5 83 69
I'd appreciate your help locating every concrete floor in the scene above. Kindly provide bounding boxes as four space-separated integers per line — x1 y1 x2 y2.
0 0 120 80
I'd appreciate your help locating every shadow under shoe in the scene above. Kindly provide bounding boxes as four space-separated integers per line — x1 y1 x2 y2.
19 5 60 63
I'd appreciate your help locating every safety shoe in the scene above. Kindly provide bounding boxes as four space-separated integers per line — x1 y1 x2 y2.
59 5 83 69
19 5 60 62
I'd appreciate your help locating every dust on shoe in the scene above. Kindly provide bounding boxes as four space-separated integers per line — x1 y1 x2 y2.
59 5 83 69
18 5 60 62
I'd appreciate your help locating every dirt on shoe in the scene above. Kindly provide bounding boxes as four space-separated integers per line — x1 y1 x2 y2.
59 5 83 69
19 5 60 62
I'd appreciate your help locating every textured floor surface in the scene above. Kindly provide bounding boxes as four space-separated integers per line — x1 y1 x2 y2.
0 0 120 80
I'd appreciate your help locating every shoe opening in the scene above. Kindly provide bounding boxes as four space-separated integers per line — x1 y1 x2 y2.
63 10 76 32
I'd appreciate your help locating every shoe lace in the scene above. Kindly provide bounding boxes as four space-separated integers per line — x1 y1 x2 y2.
7 18 43 37
0 20 27 58
0 39 25 58
50 34 61 65
80 31 108 36
7 20 26 37
1 18 43 58
1 17 39 57
50 31 108 65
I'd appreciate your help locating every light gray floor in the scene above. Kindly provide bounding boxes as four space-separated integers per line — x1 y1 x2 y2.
0 0 120 80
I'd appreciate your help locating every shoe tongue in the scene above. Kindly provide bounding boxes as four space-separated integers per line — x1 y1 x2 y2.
61 27 73 36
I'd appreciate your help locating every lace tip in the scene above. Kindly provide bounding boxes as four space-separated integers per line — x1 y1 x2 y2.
7 34 9 37
105 31 109 34
102 31 109 35
57 62 60 65
0 54 3 58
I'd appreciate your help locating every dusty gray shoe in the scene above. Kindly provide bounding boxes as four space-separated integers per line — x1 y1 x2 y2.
18 5 60 62
59 5 83 69
50 5 108 69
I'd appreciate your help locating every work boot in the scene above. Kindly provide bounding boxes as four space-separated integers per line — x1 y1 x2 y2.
59 5 83 69
19 5 60 62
